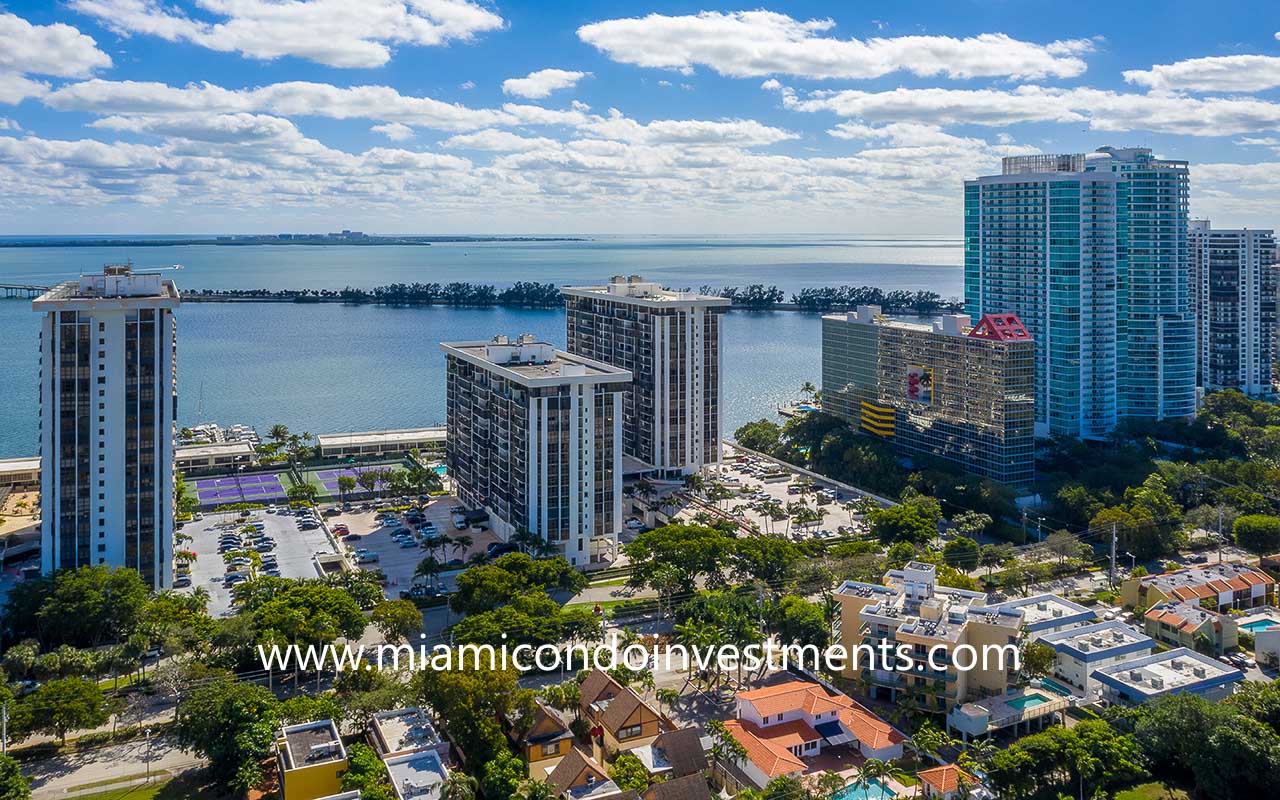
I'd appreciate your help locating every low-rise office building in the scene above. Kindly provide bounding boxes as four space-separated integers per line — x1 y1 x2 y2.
174 440 256 473
835 562 1024 713
0 457 39 488
276 720 348 800
1039 620 1154 697
1121 562 1276 613
1091 648 1243 705
821 307 1035 485
991 594 1098 639
441 336 630 567
1144 601 1238 655
316 428 446 460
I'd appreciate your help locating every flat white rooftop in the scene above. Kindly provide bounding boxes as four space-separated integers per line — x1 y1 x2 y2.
0 457 40 474
370 707 445 756
441 336 630 387
993 593 1097 633
1040 620 1153 661
1092 648 1241 698
384 749 448 800
562 275 730 309
176 441 256 459
316 428 446 447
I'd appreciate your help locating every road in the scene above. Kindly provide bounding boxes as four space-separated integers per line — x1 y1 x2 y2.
24 736 204 799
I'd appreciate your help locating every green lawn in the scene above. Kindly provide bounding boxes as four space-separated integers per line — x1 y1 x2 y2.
1114 782 1191 800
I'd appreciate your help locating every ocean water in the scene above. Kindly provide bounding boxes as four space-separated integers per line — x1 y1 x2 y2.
0 236 963 458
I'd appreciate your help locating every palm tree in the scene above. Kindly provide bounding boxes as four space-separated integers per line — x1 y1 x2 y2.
813 771 849 796
415 556 443 589
269 424 289 444
800 381 817 402
440 773 478 800
451 533 473 559
905 723 947 766
655 687 680 717
337 474 356 502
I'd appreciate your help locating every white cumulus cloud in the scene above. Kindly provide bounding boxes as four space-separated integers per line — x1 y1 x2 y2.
0 12 112 77
68 0 503 68
371 122 414 141
502 69 590 99
578 10 1093 80
1124 55 1280 93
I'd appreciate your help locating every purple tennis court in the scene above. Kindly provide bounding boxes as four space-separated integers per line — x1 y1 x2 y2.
308 466 401 494
192 472 289 505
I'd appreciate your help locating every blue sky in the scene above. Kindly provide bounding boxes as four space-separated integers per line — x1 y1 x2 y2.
1 0 1278 234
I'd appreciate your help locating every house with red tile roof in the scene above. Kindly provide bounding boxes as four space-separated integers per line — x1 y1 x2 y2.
1143 600 1239 655
720 679 904 790
917 763 977 800
1121 562 1275 613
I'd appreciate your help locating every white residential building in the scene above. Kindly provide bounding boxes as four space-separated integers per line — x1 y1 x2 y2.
563 276 730 477
440 335 630 567
1039 620 1154 698
33 264 179 589
1189 221 1277 396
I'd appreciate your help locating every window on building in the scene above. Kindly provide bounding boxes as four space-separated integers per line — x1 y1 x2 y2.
618 724 643 740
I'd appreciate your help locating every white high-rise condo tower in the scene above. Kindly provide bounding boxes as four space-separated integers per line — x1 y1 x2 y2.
1189 221 1277 397
440 335 630 568
562 276 730 477
34 264 180 589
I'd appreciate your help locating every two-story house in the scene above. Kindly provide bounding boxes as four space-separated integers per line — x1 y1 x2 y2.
580 670 667 763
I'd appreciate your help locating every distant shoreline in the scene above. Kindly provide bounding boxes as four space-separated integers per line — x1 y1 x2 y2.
0 235 586 248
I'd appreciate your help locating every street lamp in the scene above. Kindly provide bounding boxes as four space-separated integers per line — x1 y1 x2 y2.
144 727 153 782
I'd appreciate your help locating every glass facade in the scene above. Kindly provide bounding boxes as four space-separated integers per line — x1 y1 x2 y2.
966 146 1193 437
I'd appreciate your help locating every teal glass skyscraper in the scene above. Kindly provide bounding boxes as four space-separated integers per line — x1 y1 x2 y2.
965 146 1194 438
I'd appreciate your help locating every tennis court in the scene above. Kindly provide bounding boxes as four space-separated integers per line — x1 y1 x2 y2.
305 464 405 495
192 472 289 505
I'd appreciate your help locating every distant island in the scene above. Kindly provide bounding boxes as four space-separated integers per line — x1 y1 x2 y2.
0 231 587 248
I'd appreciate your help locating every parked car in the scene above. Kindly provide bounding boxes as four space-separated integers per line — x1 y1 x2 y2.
173 576 192 588
323 507 341 517
399 539 418 549
400 585 438 600
1186 553 1209 564
624 518 644 530
486 542 519 559
345 533 361 541
299 521 320 530
354 551 379 564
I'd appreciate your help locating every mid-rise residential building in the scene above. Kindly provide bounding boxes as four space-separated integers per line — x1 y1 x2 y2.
967 146 1195 437
275 720 348 800
1038 620 1154 697
1091 648 1242 705
563 276 730 477
835 563 1025 713
33 264 179 589
441 336 629 567
1189 220 1277 395
1120 562 1276 613
821 307 1035 485
1144 600 1238 655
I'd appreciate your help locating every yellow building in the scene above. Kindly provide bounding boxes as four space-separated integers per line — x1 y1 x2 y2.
836 562 1024 713
1144 601 1239 655
276 720 348 800
509 700 576 778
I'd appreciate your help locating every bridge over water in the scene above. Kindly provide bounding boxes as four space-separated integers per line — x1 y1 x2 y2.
0 284 49 299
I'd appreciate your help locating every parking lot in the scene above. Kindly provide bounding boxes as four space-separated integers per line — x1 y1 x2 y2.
176 508 339 616
326 496 501 600
667 445 873 542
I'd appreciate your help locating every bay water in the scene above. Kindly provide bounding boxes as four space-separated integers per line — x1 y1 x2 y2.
0 235 963 458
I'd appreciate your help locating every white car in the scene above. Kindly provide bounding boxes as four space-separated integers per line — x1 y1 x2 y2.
624 518 644 530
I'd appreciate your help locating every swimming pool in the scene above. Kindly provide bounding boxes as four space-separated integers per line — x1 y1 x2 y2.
1037 677 1076 697
1007 694 1050 710
1241 619 1279 633
433 465 448 476
831 778 896 800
